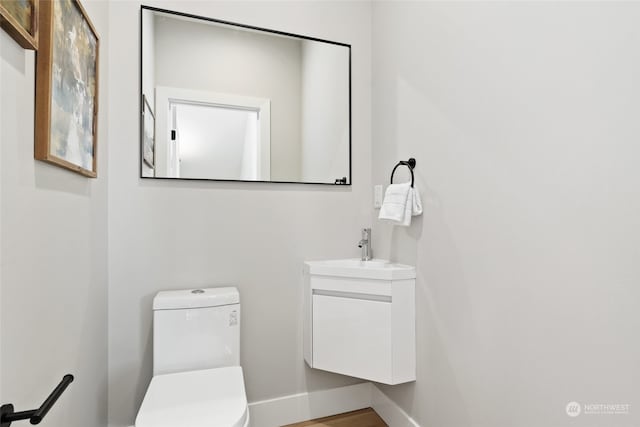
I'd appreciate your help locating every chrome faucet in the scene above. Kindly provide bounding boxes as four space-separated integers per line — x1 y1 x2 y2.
358 228 372 261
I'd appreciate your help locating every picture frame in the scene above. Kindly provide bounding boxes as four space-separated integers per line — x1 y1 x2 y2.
0 0 38 50
34 0 99 178
142 94 155 169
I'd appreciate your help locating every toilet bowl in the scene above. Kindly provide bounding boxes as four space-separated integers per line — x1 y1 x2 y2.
134 288 249 427
135 367 249 427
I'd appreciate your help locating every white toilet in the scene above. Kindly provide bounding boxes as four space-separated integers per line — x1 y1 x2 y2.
135 287 249 427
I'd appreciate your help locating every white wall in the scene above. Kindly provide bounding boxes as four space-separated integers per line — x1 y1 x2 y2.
372 2 640 426
300 40 350 183
153 14 302 181
107 2 371 426
0 1 109 426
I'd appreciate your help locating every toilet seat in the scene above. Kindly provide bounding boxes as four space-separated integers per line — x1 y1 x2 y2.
135 366 249 427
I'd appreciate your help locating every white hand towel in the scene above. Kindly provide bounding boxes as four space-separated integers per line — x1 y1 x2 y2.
378 183 423 226
378 182 411 223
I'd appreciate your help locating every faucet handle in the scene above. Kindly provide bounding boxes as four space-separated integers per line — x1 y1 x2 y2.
362 228 371 240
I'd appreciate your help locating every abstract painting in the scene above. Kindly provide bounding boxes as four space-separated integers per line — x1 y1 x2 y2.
35 0 99 177
0 0 38 49
142 94 155 169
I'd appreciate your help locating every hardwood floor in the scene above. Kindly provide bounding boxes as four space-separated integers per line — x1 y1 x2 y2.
282 408 388 427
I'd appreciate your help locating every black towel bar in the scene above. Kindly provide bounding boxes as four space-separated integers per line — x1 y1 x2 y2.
390 158 416 187
1 375 74 427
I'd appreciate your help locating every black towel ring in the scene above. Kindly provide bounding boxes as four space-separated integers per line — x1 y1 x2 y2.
390 158 416 187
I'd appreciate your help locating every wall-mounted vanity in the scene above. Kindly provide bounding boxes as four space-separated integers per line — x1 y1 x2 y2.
303 259 416 385
140 6 351 185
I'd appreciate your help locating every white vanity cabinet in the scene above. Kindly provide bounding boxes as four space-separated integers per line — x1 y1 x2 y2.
303 259 416 385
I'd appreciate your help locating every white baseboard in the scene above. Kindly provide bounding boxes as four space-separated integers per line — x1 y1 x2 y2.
248 382 372 427
248 382 420 427
128 381 418 427
371 386 420 427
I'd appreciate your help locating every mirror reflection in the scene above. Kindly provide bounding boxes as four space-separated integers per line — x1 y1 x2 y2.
141 7 352 184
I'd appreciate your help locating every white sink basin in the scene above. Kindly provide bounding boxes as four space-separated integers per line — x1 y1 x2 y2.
304 258 415 280
316 258 390 268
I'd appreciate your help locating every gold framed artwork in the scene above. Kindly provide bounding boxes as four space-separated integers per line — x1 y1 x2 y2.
35 0 99 177
0 0 38 49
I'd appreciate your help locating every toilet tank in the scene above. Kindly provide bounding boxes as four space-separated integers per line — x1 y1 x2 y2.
152 287 240 376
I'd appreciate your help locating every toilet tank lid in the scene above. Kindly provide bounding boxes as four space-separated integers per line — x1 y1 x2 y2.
153 287 239 310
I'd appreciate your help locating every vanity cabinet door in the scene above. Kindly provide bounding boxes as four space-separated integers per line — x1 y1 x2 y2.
312 294 392 383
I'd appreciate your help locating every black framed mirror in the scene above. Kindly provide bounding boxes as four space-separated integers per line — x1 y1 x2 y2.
140 6 352 185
